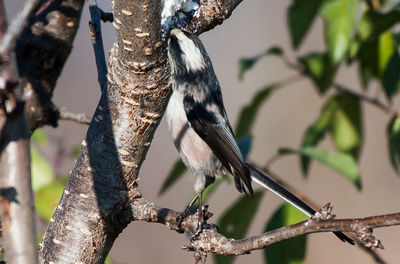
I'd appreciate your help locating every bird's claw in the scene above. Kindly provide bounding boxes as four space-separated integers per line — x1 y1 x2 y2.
190 221 218 241
177 206 194 233
190 219 205 242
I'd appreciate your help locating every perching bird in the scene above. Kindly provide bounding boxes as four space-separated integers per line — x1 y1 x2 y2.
165 28 353 244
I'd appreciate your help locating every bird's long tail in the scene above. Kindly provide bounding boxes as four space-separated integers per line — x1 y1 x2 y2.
247 164 354 244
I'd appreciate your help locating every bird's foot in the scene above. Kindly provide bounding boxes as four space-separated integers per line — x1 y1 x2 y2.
190 205 216 241
190 219 205 241
177 199 198 233
177 211 191 233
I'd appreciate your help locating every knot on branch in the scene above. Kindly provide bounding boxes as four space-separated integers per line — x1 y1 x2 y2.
311 203 336 221
356 228 384 249
182 240 209 264
193 248 207 264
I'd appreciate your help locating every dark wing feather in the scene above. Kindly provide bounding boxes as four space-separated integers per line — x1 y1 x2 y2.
184 95 253 194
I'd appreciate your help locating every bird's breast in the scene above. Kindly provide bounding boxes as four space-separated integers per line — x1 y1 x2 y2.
166 91 215 172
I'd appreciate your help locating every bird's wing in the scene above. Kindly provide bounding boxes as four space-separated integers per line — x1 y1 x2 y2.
183 94 253 194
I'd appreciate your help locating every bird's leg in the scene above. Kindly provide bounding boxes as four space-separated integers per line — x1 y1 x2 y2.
191 192 204 241
177 195 199 232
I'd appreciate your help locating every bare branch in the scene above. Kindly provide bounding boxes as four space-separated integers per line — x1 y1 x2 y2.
0 0 38 57
16 0 85 133
0 112 38 264
58 107 90 125
281 54 397 119
187 0 244 34
0 0 7 40
332 83 396 117
0 2 38 262
186 212 395 256
88 0 108 92
100 12 113 23
129 197 398 256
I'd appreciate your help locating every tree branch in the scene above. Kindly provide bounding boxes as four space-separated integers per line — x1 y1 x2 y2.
0 2 38 263
88 0 108 93
281 53 397 118
0 0 38 57
187 0 244 34
332 83 397 117
58 107 90 125
16 0 86 133
187 212 394 256
129 197 397 257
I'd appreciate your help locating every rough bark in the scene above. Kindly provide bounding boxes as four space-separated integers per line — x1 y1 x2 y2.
39 0 170 262
0 110 38 264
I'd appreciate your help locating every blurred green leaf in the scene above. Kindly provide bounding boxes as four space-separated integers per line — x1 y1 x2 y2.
330 93 363 159
31 146 54 191
190 136 251 205
300 53 338 94
278 147 297 155
188 175 229 215
267 46 284 56
237 135 252 159
264 204 307 264
238 46 283 80
37 233 44 244
387 116 400 174
383 48 400 101
378 31 395 77
300 147 361 189
35 178 67 221
105 255 113 264
355 31 395 89
235 84 278 138
321 0 358 63
356 39 378 87
202 174 231 204
31 129 48 145
356 9 400 43
288 0 323 49
159 160 186 195
214 191 263 264
300 98 337 175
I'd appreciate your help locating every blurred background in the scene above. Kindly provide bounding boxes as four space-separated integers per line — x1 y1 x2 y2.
6 0 400 263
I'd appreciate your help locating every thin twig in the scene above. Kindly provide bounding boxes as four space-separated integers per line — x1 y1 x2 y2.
0 0 7 40
278 73 304 87
58 108 90 125
282 54 398 118
364 0 380 10
0 0 39 57
88 0 108 92
332 83 397 117
100 12 113 23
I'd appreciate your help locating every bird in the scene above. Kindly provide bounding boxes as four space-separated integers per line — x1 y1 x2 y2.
165 28 354 244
